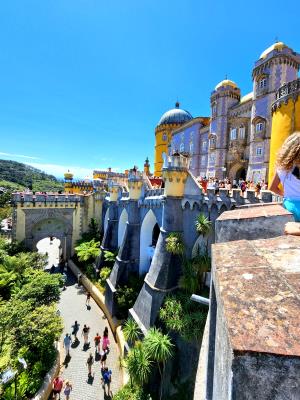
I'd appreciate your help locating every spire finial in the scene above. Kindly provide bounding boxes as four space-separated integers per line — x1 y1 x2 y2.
225 74 228 80
175 101 180 108
275 36 279 43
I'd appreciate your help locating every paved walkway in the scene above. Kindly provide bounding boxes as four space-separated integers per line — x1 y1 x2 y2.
54 271 122 399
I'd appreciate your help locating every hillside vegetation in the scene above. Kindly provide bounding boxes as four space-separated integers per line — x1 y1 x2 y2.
0 160 64 221
0 159 64 192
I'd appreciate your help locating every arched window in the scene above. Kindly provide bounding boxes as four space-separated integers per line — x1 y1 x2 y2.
239 126 245 139
256 122 264 132
230 128 237 140
190 142 194 154
212 103 217 116
162 133 167 141
180 142 184 152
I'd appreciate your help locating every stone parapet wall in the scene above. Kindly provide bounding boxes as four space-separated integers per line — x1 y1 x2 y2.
12 193 85 206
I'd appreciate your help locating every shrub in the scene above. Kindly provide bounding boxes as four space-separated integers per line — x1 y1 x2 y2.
165 232 184 255
114 383 151 400
99 266 112 287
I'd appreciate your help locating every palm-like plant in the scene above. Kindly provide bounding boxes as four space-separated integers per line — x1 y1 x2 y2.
195 213 211 236
125 343 152 386
75 239 100 262
144 327 174 400
123 318 141 345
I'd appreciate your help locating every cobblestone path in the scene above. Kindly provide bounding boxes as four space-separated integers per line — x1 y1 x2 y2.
56 271 122 400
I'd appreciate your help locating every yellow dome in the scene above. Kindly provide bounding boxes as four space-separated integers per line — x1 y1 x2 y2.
259 42 286 59
64 171 74 180
215 79 238 90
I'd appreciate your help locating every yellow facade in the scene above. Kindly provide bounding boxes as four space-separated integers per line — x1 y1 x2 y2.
269 96 300 183
162 169 188 197
154 124 179 176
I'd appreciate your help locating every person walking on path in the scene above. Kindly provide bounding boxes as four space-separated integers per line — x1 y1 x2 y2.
101 367 112 396
100 349 108 368
82 324 90 345
52 376 64 399
86 292 91 306
94 332 101 353
102 327 110 352
86 352 94 376
71 321 79 340
63 333 72 357
63 380 72 400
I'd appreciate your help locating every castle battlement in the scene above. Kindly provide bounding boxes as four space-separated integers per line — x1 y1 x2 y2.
12 192 85 207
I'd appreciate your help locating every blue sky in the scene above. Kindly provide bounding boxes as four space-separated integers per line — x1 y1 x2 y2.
0 0 299 178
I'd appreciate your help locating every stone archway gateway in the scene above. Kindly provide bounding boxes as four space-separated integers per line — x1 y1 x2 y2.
11 193 103 260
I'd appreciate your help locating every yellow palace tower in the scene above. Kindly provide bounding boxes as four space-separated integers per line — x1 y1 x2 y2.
154 102 193 176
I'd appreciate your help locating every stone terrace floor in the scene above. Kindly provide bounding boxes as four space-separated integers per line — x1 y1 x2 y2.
54 271 122 399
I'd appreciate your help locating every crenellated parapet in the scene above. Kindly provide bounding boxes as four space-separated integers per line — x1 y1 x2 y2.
12 193 85 208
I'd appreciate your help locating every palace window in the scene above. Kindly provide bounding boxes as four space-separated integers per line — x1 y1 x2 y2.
190 142 194 154
162 133 167 141
259 78 267 89
180 142 184 152
230 128 237 140
210 137 216 147
209 153 215 164
256 147 263 156
256 122 264 132
239 126 245 139
212 103 217 115
202 140 207 150
201 155 206 166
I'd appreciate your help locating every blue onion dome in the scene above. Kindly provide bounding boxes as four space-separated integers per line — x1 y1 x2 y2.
157 102 193 126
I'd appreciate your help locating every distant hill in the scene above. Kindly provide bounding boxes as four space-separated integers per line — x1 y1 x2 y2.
0 159 64 192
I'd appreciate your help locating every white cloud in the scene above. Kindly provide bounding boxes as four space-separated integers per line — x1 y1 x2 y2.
26 162 120 179
0 151 41 160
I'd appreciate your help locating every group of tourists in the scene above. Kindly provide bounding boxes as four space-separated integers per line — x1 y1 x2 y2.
200 176 268 196
52 291 113 399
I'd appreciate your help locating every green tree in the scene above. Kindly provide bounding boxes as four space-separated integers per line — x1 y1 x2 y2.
195 213 211 255
14 269 63 306
75 239 100 262
144 328 174 400
114 383 151 400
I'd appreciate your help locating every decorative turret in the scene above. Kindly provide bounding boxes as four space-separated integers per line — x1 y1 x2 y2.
162 153 190 197
144 157 151 176
128 166 143 200
64 170 74 192
108 180 120 202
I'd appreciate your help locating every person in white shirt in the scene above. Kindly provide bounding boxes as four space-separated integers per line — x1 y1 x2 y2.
269 131 300 226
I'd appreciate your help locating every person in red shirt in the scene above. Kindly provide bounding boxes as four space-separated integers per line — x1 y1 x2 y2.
52 376 64 399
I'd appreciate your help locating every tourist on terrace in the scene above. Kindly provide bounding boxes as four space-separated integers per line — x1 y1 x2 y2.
269 131 300 223
63 333 72 357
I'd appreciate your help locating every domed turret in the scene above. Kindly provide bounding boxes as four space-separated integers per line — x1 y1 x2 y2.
64 170 74 181
157 102 193 126
154 102 193 176
215 79 238 91
259 41 287 59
